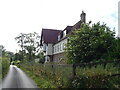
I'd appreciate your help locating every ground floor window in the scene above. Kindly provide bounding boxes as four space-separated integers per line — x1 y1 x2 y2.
45 56 50 62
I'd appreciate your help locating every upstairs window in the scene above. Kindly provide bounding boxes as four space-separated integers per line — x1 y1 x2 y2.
58 35 60 41
60 43 62 51
54 46 55 53
58 45 60 52
60 32 63 39
63 30 66 37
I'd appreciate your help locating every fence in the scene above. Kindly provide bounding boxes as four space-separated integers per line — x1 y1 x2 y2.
22 60 120 78
20 60 120 88
72 60 120 77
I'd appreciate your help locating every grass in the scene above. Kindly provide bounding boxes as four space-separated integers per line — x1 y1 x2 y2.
76 64 118 77
20 64 56 88
72 64 120 88
19 62 120 88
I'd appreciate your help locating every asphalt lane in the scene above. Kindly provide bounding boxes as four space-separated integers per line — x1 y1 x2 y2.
0 65 38 89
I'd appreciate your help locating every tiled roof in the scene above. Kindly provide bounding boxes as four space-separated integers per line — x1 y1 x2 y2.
40 29 61 45
64 26 73 34
64 26 73 30
40 11 86 45
72 20 82 30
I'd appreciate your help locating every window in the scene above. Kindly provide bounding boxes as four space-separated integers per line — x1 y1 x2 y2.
60 32 63 38
63 30 66 37
58 35 60 41
43 44 46 51
54 46 55 53
61 43 63 51
62 43 64 50
60 43 62 51
54 46 56 53
54 58 57 62
58 45 59 52
62 41 66 50
56 45 58 52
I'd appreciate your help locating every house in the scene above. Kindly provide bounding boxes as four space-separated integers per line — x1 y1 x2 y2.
40 29 61 62
40 11 86 63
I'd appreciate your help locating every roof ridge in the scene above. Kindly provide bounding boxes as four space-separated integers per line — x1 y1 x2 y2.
42 28 62 31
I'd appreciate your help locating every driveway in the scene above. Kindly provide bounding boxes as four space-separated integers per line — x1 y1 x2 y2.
0 65 39 89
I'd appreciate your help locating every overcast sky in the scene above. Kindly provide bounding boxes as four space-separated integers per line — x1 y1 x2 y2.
0 0 119 53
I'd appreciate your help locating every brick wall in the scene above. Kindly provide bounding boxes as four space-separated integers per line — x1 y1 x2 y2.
53 52 67 63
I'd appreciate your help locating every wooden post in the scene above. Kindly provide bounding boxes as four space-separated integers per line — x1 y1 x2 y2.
72 64 76 77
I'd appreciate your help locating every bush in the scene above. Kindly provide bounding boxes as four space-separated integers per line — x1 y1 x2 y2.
69 76 119 88
0 57 2 79
65 22 116 63
68 64 120 88
2 57 10 78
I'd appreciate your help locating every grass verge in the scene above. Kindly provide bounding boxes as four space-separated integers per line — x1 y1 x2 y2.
19 63 120 89
20 65 56 88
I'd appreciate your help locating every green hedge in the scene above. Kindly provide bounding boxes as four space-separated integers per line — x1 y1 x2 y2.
0 57 2 79
2 57 10 78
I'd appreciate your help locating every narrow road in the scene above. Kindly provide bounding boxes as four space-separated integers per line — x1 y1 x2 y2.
0 65 39 89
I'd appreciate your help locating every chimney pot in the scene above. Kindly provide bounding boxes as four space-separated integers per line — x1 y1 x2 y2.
80 11 86 23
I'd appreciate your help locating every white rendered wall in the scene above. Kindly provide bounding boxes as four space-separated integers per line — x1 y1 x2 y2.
46 44 53 55
53 38 67 54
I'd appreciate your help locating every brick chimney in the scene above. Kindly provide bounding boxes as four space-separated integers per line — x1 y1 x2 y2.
80 11 86 23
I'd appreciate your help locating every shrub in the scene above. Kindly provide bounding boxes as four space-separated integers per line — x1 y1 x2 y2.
65 22 116 63
68 64 120 88
2 57 10 78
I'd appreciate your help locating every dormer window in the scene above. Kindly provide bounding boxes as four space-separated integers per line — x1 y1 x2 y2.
58 35 60 41
63 30 66 37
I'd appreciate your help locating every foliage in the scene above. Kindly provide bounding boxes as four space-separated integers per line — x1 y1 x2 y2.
1 57 10 79
110 37 120 60
15 32 40 61
14 51 22 61
69 64 120 88
13 50 26 62
0 45 6 57
65 22 116 63
0 45 14 58
0 45 13 79
0 58 2 79
19 63 119 88
36 52 45 64
20 63 73 88
20 64 56 88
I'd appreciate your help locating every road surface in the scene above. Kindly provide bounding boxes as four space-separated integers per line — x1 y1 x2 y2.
0 65 39 89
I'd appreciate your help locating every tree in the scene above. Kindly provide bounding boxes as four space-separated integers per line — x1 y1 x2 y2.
65 22 116 64
14 50 26 61
15 32 40 61
5 51 14 57
36 52 45 64
0 45 6 57
0 45 14 58
15 33 26 60
110 37 120 60
23 32 40 61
